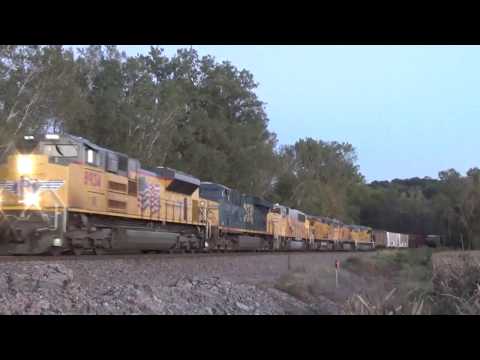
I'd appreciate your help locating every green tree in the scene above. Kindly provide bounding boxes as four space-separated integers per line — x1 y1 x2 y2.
0 45 81 144
272 138 364 222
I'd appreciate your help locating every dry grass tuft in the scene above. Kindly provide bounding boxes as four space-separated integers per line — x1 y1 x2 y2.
344 288 429 315
431 255 480 315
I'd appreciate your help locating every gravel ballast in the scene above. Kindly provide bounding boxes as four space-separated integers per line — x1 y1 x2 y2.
0 252 368 315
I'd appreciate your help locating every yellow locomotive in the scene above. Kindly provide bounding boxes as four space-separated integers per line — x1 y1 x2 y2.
0 134 208 255
266 204 312 250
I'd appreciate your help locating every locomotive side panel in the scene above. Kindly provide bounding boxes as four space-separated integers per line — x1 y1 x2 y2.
285 209 308 241
199 183 270 235
340 225 351 242
70 163 106 212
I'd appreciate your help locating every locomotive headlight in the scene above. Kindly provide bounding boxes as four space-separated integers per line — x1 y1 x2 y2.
17 155 33 176
22 191 40 208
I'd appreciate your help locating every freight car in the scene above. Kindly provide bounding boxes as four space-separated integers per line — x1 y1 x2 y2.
373 230 409 249
425 235 441 248
408 234 427 248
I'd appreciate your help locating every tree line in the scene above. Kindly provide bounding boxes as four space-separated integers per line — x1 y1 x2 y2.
1 45 477 248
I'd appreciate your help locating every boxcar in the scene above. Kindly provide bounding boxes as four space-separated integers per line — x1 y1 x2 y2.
409 234 426 248
399 233 409 248
373 230 409 248
425 235 441 247
373 230 387 248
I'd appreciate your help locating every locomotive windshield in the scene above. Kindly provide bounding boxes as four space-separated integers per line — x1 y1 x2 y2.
15 137 39 154
44 144 78 158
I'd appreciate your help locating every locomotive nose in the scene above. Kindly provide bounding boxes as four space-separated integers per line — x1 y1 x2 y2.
16 155 34 176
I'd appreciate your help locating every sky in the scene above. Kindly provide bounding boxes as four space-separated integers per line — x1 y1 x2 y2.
109 45 479 182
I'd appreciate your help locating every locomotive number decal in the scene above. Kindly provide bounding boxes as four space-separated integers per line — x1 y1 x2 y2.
84 171 101 188
243 203 254 224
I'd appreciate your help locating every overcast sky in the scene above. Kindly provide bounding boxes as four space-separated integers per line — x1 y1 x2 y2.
91 45 478 182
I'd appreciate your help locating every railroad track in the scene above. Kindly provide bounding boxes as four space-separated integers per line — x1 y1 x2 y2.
0 249 364 263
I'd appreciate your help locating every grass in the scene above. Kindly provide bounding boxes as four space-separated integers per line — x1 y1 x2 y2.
343 248 480 315
274 266 317 303
274 262 375 313
273 248 480 314
430 253 480 315
341 248 434 315
343 288 426 315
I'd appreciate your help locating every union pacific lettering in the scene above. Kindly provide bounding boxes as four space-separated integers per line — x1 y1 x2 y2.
84 171 101 187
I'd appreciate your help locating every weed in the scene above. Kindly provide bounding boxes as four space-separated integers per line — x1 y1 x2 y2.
431 255 480 315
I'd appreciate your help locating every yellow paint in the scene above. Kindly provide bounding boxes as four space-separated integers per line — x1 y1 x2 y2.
0 154 207 226
350 228 372 243
310 218 331 240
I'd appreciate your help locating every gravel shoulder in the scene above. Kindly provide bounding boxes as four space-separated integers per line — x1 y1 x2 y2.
0 252 373 315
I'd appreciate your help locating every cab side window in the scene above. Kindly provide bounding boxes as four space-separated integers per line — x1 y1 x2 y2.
118 155 128 172
85 147 99 166
106 152 119 173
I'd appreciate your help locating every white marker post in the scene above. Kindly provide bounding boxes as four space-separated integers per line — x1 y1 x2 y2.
335 259 340 288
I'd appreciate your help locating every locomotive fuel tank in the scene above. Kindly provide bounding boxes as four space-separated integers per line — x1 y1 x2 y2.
236 235 265 250
287 240 306 250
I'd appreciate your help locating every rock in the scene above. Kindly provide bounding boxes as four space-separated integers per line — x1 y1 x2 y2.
235 302 251 311
0 275 8 292
37 300 50 311
205 307 213 315
7 273 31 290
0 252 331 315
176 278 193 290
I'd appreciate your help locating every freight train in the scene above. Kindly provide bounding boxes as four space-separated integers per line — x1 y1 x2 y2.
0 134 432 255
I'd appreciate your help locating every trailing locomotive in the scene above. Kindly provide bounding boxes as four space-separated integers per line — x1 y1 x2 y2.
199 182 272 251
0 133 430 255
